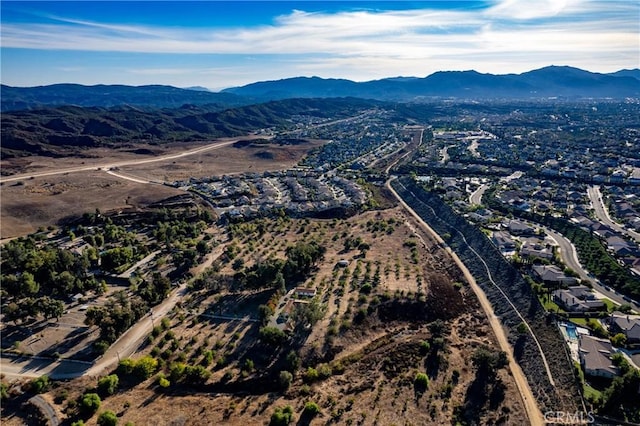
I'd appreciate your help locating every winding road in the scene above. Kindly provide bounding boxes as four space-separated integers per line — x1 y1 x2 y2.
545 227 640 312
470 185 639 312
587 185 640 244
469 183 489 205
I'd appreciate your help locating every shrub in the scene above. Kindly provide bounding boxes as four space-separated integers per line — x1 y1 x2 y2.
317 363 332 379
419 340 431 355
30 375 50 394
133 356 158 380
80 393 101 415
305 367 319 383
97 410 118 426
97 374 119 396
117 359 135 375
270 405 294 426
303 401 320 416
156 373 170 388
279 370 293 390
414 372 429 393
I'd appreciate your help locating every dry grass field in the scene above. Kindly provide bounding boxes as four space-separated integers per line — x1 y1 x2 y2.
2 209 528 426
0 138 325 238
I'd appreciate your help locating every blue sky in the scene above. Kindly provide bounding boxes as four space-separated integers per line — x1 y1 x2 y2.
1 1 638 90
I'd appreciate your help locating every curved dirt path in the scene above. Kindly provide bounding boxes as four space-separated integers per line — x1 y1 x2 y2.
387 178 544 426
0 138 240 184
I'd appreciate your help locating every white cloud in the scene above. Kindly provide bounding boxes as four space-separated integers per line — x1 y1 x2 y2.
1 0 638 85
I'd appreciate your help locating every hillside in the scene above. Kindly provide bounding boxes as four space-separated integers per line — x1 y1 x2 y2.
0 84 249 112
0 98 381 159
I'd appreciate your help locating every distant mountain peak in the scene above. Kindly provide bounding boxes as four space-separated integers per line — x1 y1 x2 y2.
3 66 639 112
184 86 211 92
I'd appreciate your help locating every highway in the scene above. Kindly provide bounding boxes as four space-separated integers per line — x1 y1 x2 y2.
587 185 640 244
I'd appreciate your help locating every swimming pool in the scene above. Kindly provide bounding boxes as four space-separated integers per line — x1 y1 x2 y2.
565 324 578 339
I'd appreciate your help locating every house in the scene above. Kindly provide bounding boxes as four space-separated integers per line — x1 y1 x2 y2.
533 265 578 286
578 334 619 379
294 287 316 298
606 236 637 257
507 220 536 236
552 285 604 312
520 244 553 259
605 312 640 344
591 223 615 240
492 231 516 251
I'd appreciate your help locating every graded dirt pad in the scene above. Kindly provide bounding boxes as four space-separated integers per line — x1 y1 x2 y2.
0 171 184 237
0 138 325 237
114 139 326 182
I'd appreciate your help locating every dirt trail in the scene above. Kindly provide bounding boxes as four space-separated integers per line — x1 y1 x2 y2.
388 179 544 426
0 139 239 184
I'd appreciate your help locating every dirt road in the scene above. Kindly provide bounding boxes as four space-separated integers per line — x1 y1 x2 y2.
387 178 544 426
0 138 240 184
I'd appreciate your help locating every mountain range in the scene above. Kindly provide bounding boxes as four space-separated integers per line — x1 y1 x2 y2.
2 66 638 112
222 66 640 101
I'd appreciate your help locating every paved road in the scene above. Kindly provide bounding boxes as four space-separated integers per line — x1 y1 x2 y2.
388 177 545 426
85 281 190 377
0 354 91 380
1 281 190 380
544 227 640 312
29 395 60 426
587 185 640 244
469 183 488 205
1 245 231 380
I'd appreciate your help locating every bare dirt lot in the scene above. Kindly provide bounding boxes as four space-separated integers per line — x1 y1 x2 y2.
0 138 325 237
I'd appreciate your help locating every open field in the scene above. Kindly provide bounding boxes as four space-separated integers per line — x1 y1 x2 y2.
0 137 325 238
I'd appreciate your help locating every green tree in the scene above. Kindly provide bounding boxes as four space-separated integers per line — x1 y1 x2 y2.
611 333 627 347
414 372 429 393
258 304 274 326
97 410 118 426
472 347 508 378
20 272 39 296
80 393 101 415
270 405 294 426
97 374 119 396
30 375 50 394
285 351 300 372
259 326 287 347
36 297 64 320
133 356 158 380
